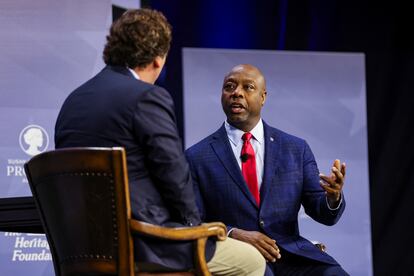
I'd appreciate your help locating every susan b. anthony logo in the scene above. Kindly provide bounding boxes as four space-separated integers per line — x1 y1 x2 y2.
6 125 49 181
19 125 49 156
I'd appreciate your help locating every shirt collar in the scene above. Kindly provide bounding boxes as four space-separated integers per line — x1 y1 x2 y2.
127 67 140 80
224 119 264 147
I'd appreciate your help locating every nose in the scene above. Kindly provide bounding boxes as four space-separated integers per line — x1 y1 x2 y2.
231 85 243 98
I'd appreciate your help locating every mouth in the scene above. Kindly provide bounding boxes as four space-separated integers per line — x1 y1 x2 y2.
229 102 245 114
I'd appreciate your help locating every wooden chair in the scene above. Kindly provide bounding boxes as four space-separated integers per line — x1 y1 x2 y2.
24 147 226 276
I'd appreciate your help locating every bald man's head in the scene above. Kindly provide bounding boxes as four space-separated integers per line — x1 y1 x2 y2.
224 64 266 91
221 64 267 132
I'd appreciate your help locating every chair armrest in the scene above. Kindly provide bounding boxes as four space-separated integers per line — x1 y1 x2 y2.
130 220 227 241
131 220 226 276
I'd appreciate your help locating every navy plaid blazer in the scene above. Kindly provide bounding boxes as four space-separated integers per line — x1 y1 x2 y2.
185 122 345 265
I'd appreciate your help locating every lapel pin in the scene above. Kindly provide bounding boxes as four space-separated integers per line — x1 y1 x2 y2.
270 137 274 142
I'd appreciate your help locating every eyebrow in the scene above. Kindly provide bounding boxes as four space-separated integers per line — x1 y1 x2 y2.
224 77 256 83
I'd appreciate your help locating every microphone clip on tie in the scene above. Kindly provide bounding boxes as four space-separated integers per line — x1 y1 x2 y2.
241 153 249 163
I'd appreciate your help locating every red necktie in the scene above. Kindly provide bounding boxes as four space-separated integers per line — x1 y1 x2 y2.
241 132 260 205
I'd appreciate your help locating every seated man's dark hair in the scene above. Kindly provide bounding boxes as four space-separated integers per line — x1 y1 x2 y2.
103 9 171 68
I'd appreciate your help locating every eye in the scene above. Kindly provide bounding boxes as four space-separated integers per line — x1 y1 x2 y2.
223 82 236 92
244 83 255 91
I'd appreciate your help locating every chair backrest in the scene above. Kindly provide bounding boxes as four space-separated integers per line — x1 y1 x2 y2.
24 147 135 276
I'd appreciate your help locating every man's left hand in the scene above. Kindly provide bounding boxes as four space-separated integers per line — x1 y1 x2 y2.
319 159 346 207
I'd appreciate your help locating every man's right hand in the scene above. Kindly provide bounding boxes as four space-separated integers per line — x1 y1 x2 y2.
230 228 282 262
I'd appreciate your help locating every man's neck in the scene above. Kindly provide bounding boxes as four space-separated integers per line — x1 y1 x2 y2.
227 119 261 133
128 68 140 80
132 67 156 84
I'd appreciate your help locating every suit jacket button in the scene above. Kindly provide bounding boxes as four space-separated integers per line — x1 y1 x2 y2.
259 220 265 228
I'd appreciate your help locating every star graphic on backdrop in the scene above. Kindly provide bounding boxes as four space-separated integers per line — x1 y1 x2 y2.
76 30 108 75
339 85 367 136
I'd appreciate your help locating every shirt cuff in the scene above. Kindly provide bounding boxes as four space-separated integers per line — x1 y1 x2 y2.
227 227 236 237
326 193 343 210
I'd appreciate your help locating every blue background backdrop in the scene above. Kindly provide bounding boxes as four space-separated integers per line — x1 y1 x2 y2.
183 48 370 275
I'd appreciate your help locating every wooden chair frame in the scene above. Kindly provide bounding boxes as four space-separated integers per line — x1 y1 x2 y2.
24 147 226 276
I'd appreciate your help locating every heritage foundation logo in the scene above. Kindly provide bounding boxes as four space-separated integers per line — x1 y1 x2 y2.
4 232 52 262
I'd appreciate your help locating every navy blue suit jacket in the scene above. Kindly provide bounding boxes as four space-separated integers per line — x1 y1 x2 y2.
55 65 214 270
185 122 345 267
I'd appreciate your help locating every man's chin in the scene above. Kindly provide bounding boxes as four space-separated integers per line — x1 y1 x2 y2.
226 117 247 127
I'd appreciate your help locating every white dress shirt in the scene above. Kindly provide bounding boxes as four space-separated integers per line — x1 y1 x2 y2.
224 119 265 189
224 119 342 211
128 67 140 80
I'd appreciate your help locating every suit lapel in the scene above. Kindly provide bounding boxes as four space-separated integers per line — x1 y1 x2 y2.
210 125 259 209
260 122 281 204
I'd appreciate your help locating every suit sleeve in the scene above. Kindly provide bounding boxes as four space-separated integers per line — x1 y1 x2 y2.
185 152 206 221
133 87 201 226
301 140 345 225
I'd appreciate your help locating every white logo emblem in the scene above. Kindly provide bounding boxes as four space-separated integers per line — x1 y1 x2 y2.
19 125 49 156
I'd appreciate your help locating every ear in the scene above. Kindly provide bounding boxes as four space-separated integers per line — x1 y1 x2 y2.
261 90 267 106
153 56 162 69
153 55 166 69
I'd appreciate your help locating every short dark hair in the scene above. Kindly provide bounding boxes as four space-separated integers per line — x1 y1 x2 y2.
103 9 172 68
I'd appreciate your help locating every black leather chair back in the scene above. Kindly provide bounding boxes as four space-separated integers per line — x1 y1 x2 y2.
25 147 134 275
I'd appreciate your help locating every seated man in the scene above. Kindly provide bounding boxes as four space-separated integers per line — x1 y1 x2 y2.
186 64 349 275
55 10 265 275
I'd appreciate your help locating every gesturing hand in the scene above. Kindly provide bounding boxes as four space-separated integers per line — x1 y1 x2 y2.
319 159 346 207
230 228 281 262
